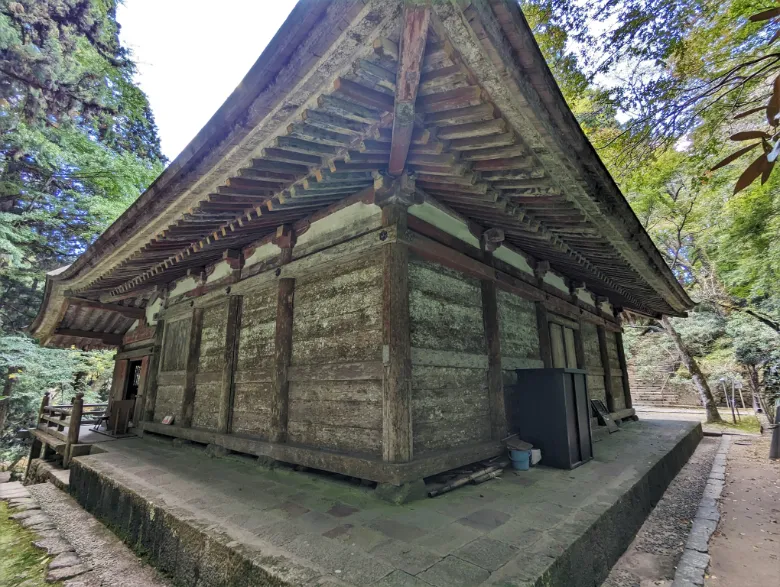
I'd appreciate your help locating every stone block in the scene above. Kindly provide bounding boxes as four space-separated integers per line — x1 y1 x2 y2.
48 552 83 570
375 480 427 505
455 536 518 571
457 508 511 532
417 555 490 587
673 549 709 586
205 443 228 458
46 563 90 582
685 518 718 553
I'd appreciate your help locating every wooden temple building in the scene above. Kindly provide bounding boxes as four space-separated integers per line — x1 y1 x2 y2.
29 0 692 488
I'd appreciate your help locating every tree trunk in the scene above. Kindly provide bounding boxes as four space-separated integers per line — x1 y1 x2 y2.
746 363 775 425
0 366 20 432
661 316 722 423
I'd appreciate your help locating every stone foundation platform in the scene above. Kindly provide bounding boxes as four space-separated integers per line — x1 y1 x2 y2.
66 419 702 586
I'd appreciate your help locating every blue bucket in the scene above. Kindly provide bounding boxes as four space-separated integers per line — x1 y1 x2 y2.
509 449 530 471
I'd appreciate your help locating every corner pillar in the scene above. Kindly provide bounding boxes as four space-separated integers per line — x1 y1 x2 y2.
376 173 417 463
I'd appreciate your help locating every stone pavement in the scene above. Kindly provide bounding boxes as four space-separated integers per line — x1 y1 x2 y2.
0 479 92 583
68 419 701 587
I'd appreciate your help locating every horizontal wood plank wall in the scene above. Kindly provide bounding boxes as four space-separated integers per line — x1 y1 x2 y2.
497 289 544 391
232 287 276 437
192 301 229 430
153 316 191 423
605 330 626 410
581 321 607 405
409 255 491 455
288 252 384 457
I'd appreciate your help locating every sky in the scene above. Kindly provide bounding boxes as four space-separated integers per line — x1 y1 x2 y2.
117 0 299 161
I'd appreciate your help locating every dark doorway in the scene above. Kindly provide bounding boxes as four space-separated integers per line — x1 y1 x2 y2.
125 360 143 401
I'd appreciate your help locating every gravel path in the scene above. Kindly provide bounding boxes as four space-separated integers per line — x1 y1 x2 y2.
27 482 171 587
705 435 780 586
601 435 719 587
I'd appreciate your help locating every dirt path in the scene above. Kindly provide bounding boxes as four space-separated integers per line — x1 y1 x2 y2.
601 435 719 587
705 434 780 586
27 483 171 587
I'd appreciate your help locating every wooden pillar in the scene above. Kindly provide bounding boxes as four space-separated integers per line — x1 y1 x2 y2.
481 278 507 440
615 330 633 409
132 357 149 427
535 302 553 368
142 320 165 423
218 296 243 434
64 392 83 467
180 308 204 428
268 225 296 443
270 281 294 443
376 173 416 463
573 320 586 370
479 229 506 441
597 325 615 412
110 359 129 402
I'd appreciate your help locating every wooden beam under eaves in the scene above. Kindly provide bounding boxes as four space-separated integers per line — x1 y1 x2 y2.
388 4 430 176
66 297 145 319
54 328 124 346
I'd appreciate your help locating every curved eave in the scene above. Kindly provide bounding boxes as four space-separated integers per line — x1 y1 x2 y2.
30 0 692 349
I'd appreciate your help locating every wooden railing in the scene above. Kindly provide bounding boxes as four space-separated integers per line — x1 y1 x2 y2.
35 392 108 466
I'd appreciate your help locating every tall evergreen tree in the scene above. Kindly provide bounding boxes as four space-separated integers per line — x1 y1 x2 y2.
0 0 165 332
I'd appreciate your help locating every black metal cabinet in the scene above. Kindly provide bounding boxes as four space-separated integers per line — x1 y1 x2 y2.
505 368 593 469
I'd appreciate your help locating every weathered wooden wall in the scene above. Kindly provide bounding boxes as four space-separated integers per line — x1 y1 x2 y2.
409 256 491 455
232 287 276 437
191 302 228 430
497 289 543 389
605 331 626 410
154 316 190 423
288 253 384 456
581 321 607 405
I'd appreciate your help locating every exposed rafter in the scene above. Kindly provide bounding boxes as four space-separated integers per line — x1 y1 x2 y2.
388 3 430 175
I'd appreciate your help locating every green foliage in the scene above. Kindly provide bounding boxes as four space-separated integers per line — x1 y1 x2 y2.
0 335 113 464
524 0 780 411
0 0 165 332
0 1 163 458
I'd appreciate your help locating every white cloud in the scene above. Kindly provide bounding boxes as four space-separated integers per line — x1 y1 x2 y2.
118 0 298 160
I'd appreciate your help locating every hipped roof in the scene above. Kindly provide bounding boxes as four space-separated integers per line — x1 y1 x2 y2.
30 0 692 349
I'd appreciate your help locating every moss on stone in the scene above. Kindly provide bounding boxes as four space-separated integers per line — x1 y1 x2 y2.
0 502 61 587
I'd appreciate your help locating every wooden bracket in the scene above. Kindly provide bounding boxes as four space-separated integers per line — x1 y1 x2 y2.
533 260 550 281
222 249 244 270
272 224 296 250
374 172 422 208
481 228 505 252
